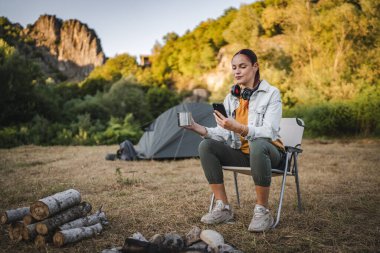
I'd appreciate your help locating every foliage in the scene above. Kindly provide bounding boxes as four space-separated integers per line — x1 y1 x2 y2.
223 3 264 47
146 86 182 119
102 79 152 124
87 53 138 82
0 17 24 46
149 8 237 88
96 114 143 144
284 87 380 137
0 76 184 147
80 53 139 95
0 39 41 125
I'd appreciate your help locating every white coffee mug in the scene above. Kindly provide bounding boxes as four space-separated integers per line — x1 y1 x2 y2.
177 112 192 127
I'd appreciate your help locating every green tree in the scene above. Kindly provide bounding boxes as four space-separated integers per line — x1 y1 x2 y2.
146 86 181 118
223 3 265 48
80 53 139 94
102 79 152 125
0 39 40 125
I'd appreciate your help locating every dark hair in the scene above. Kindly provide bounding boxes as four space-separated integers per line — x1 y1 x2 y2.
233 49 260 85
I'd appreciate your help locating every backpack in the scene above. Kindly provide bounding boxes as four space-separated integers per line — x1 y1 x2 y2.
116 139 138 161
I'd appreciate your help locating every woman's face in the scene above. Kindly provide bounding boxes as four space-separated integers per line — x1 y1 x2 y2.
231 54 258 87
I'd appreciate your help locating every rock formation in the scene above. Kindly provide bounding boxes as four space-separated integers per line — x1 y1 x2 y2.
24 15 105 80
203 45 234 94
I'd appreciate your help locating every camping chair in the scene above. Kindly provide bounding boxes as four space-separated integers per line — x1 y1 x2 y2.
208 118 305 228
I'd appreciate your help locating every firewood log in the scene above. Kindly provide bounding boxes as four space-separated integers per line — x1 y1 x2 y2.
1 207 30 224
58 210 107 230
35 234 53 249
22 223 38 241
23 214 37 225
8 222 24 241
53 223 103 247
36 202 92 235
30 189 81 220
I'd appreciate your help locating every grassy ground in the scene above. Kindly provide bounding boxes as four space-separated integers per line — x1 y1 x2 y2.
0 139 379 253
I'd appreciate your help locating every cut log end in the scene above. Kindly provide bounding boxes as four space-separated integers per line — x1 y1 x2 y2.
36 223 48 235
30 189 81 221
53 232 65 247
0 213 7 224
23 215 35 225
8 223 24 241
30 201 49 220
35 235 47 249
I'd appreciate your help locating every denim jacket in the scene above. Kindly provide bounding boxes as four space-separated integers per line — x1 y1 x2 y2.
205 79 282 149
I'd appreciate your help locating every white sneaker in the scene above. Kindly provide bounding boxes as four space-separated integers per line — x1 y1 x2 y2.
201 200 234 224
248 204 274 232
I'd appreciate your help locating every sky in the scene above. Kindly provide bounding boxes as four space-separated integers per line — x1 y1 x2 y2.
0 0 255 58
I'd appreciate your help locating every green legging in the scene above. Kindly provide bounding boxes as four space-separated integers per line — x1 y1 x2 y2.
198 138 284 187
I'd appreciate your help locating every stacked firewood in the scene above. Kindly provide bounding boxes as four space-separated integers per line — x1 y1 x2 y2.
1 189 108 249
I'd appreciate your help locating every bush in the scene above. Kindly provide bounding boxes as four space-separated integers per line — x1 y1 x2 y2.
147 86 181 118
353 86 380 136
63 95 110 123
284 92 380 137
95 114 143 145
103 79 152 124
0 126 25 148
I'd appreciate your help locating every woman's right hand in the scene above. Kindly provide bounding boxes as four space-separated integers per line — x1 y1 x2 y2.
182 117 196 130
182 118 207 136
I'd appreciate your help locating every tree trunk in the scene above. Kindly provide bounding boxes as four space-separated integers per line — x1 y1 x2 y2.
36 202 92 235
53 223 103 247
1 207 30 224
22 223 38 241
23 214 37 225
59 210 107 230
30 189 81 220
8 222 24 241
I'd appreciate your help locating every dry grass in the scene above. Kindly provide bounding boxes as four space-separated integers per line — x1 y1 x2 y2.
0 139 379 253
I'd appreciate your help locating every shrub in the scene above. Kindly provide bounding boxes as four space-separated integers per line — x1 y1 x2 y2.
284 92 380 137
103 79 152 124
96 114 143 145
147 86 181 118
0 126 24 148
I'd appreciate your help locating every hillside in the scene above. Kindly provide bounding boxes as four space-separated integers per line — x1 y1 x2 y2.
147 0 379 104
0 15 105 81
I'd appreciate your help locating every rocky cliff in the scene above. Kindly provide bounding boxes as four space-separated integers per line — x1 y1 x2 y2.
24 15 105 80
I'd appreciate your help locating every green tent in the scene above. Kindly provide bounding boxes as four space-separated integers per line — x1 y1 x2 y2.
135 103 216 159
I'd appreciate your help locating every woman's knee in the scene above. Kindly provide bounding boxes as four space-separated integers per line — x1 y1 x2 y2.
250 138 269 157
198 139 215 155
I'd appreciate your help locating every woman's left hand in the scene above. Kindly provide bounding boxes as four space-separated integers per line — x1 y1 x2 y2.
214 110 243 133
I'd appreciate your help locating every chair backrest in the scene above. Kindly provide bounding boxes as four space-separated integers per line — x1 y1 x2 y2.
279 118 305 148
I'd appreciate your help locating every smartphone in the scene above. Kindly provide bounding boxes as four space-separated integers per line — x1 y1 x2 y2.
212 103 228 117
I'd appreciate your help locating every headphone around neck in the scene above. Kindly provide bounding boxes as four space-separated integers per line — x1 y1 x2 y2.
230 81 261 100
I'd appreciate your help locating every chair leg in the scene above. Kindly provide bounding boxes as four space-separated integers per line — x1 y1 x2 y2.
272 171 288 228
233 172 241 208
209 193 215 213
272 153 290 228
294 153 303 212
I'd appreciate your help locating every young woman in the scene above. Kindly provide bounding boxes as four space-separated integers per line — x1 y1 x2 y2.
184 49 284 232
